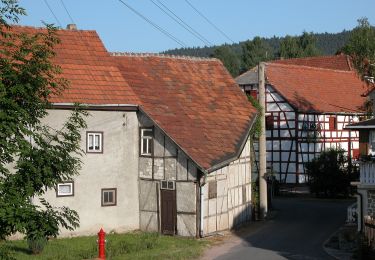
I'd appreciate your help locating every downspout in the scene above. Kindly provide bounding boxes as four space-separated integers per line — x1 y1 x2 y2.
356 191 363 233
199 171 207 238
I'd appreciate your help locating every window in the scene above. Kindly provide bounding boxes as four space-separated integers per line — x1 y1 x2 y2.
101 188 117 206
56 182 74 197
87 132 103 153
266 115 274 130
329 117 337 131
161 180 175 190
140 128 153 156
208 181 217 199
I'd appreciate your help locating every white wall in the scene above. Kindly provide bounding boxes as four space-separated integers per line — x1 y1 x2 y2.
38 109 140 236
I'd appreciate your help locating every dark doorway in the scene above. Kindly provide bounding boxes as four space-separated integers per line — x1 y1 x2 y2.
160 189 176 235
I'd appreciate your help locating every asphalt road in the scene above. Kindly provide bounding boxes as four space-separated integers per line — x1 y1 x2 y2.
209 197 353 260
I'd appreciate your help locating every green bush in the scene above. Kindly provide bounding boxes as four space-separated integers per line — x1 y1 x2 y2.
305 148 358 197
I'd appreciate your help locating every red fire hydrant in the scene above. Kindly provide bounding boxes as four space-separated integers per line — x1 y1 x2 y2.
98 228 106 259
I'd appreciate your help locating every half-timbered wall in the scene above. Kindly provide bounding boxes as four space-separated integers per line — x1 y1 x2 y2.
241 84 361 183
202 138 252 235
138 113 198 237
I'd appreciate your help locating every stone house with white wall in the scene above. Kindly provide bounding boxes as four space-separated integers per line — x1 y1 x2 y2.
236 56 368 183
9 26 258 237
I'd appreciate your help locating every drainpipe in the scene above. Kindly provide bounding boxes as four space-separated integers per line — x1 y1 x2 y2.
356 191 363 233
198 171 207 238
258 62 268 218
200 185 204 237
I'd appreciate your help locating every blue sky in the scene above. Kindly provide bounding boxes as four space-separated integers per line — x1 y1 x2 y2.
18 0 375 53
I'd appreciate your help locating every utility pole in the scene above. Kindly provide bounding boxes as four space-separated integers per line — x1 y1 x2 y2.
258 62 268 219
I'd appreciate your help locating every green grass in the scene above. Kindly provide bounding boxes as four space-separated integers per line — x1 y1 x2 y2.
2 232 210 260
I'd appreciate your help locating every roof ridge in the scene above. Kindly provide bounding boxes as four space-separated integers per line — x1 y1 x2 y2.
10 24 97 33
110 52 218 61
265 62 357 74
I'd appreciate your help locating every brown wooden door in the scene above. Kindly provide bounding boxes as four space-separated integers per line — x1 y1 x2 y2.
161 189 176 235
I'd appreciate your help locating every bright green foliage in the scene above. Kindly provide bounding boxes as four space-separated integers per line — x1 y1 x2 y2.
343 17 375 78
0 0 87 242
241 37 273 72
212 45 240 77
305 148 358 198
279 31 320 59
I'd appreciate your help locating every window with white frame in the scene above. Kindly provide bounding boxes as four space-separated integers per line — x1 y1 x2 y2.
140 128 153 156
101 188 117 206
87 132 103 153
56 182 74 197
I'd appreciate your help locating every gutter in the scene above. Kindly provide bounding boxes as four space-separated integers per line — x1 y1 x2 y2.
51 103 139 111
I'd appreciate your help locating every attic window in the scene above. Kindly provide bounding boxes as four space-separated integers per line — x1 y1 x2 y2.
329 117 337 131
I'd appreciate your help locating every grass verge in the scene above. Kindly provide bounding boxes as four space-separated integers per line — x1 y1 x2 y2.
2 232 210 260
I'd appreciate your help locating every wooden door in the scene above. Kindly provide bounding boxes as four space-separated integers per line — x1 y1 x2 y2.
160 189 176 235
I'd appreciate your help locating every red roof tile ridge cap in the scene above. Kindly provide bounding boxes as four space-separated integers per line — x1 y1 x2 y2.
110 52 218 61
271 54 349 62
265 62 357 74
10 24 97 34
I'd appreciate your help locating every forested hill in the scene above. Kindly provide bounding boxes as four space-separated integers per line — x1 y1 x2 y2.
162 30 352 58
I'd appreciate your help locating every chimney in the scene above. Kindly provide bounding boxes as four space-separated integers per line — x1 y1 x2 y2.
66 24 77 30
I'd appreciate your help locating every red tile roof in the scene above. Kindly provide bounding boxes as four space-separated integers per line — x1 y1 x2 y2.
112 54 257 170
266 63 367 113
7 26 139 105
271 55 354 71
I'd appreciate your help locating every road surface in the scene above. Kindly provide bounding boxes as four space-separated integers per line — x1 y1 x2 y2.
203 197 353 260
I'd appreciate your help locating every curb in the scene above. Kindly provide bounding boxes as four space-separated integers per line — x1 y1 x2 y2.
322 227 354 260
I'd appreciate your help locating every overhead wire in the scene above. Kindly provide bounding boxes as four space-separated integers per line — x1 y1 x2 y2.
184 0 234 44
150 0 212 46
43 0 62 27
117 0 187 48
59 0 75 25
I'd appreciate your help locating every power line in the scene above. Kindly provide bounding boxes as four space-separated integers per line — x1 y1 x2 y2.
43 0 62 27
150 0 212 46
60 0 75 25
117 0 186 47
184 0 234 44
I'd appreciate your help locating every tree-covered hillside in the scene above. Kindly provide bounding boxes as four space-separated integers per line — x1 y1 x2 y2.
162 30 352 58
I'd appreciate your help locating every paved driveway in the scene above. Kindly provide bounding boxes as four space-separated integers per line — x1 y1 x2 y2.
203 197 353 260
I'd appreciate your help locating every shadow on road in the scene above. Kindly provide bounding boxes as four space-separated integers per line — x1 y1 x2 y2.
224 197 355 260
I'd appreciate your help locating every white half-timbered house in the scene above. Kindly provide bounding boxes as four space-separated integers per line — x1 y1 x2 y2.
236 56 368 183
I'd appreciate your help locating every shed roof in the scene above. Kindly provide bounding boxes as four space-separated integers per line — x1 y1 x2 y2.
112 53 257 171
345 118 375 129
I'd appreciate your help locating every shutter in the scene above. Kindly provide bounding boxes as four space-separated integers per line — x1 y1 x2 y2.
329 117 336 130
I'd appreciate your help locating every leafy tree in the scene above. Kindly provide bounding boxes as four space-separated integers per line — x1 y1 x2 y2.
279 32 320 59
241 36 273 72
0 0 87 245
212 45 240 77
305 148 357 197
343 17 375 78
279 35 301 59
